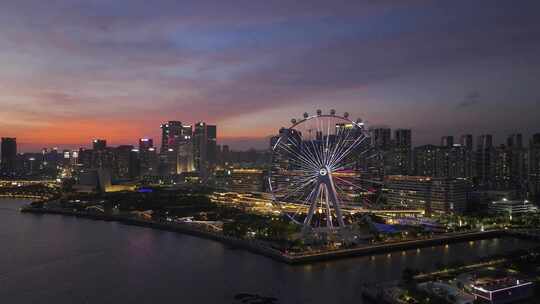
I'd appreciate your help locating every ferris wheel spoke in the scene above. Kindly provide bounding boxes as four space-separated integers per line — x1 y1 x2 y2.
277 177 318 202
332 133 368 166
328 124 353 167
286 136 322 170
331 160 358 172
330 134 369 168
306 138 324 168
334 175 373 192
277 141 315 170
288 158 320 173
327 125 347 165
273 172 318 193
316 117 328 165
322 119 332 165
291 128 323 169
290 184 318 223
277 138 319 171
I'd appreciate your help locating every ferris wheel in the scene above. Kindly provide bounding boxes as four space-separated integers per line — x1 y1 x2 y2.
268 110 383 232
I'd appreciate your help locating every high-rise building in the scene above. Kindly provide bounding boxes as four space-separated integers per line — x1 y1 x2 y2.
113 145 139 180
507 133 523 149
441 136 454 147
394 129 412 147
414 144 473 179
160 121 195 175
160 121 183 153
139 138 153 151
414 145 438 176
177 134 195 173
388 129 412 175
436 145 474 179
221 145 230 165
504 134 528 193
1 137 17 175
490 145 513 190
92 139 107 150
370 128 392 150
138 138 158 177
385 175 469 214
194 122 217 177
460 134 474 150
476 134 494 188
80 139 114 172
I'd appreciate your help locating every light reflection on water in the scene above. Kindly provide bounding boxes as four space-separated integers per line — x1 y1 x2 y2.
0 198 537 304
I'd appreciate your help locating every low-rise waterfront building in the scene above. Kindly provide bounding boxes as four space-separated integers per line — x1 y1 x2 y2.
469 276 534 304
489 198 537 215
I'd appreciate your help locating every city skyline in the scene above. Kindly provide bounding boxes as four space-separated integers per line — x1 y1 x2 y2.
1 1 540 152
4 119 540 153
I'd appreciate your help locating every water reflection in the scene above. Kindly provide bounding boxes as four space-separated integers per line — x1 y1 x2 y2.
1 198 538 304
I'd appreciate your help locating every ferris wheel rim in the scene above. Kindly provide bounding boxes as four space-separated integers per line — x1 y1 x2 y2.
270 114 366 152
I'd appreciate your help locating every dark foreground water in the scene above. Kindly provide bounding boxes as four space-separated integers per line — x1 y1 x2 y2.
0 198 537 304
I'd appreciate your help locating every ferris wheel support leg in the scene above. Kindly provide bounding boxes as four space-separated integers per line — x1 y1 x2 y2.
324 186 334 229
325 169 346 228
303 184 321 232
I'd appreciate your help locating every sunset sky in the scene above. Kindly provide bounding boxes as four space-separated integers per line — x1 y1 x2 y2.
1 0 540 152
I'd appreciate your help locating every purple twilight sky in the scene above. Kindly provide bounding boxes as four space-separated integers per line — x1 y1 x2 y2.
0 0 539 151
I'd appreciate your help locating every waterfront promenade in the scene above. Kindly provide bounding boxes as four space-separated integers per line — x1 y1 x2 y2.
19 205 522 265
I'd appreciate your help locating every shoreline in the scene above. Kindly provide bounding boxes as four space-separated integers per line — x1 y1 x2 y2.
19 206 532 265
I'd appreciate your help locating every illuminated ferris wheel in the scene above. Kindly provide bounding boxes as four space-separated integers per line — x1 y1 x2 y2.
268 110 383 232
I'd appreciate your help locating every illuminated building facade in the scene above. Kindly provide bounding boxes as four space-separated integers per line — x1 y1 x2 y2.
194 122 217 177
470 276 533 304
385 175 469 213
414 144 474 179
489 198 537 215
215 168 265 193
160 121 195 175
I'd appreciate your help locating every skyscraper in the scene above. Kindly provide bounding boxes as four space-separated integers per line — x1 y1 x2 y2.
139 138 153 151
505 134 528 193
177 128 195 174
194 122 217 177
113 145 136 180
389 129 412 175
160 121 194 175
92 139 107 150
507 133 523 149
441 136 454 147
370 128 392 150
460 134 473 150
414 144 438 176
476 134 494 188
138 138 158 176
1 137 17 175
160 121 183 153
394 129 412 147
